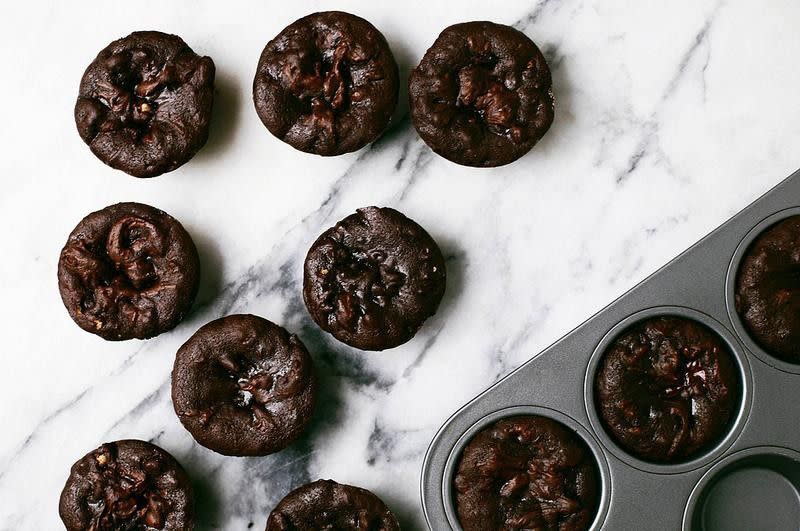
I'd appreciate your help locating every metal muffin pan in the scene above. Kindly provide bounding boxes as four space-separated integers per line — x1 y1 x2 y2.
421 168 800 530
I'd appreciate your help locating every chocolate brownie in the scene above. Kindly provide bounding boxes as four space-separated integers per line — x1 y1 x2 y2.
409 21 554 167
58 202 200 341
75 31 215 177
303 206 446 351
253 11 399 156
59 439 193 531
595 316 739 463
265 479 400 530
172 314 315 456
454 416 599 531
735 216 800 363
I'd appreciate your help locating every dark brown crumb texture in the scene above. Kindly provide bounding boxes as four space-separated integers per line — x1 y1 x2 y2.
454 415 599 531
595 316 739 463
75 31 215 177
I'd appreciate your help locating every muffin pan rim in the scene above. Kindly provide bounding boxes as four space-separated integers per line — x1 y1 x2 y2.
583 305 753 475
439 405 612 531
725 206 800 375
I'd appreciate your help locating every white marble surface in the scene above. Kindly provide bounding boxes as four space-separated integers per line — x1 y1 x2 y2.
2 0 800 529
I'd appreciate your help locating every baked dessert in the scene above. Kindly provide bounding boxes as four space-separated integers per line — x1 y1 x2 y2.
172 314 316 456
75 31 215 177
57 202 200 340
454 415 599 531
303 206 446 350
735 215 800 363
59 439 193 530
409 21 554 167
265 479 400 530
253 11 399 156
595 316 739 462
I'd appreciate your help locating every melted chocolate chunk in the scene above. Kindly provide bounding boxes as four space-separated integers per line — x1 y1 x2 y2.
303 206 446 351
595 316 739 463
253 11 399 156
57 202 200 341
735 215 800 363
171 314 316 456
265 479 400 530
75 31 215 177
455 416 599 531
59 440 193 531
409 21 554 167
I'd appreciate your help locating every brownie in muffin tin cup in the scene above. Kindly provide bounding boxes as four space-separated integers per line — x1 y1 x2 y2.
727 207 800 374
584 307 752 475
303 206 446 351
442 406 611 531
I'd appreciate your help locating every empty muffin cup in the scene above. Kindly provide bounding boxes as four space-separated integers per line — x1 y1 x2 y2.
682 446 800 530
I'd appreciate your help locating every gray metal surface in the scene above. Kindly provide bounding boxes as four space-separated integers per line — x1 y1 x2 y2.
420 168 800 530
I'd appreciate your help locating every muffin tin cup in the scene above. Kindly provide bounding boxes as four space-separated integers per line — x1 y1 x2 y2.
421 167 800 531
440 406 612 531
725 206 800 375
682 446 800 530
584 306 753 476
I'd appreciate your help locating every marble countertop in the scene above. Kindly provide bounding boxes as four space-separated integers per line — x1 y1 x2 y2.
2 0 800 529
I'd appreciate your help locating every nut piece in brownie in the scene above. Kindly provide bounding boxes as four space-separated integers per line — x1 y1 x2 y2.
455 415 599 531
59 439 193 531
75 31 215 177
253 11 399 156
172 314 316 456
595 316 739 462
265 479 400 530
409 21 554 167
303 206 446 351
735 215 800 363
57 202 200 341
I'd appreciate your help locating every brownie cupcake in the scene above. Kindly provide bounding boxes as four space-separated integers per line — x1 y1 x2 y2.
265 479 400 530
303 206 446 351
253 11 399 156
75 31 215 177
59 440 193 531
454 416 599 531
595 316 739 463
735 215 800 363
409 21 554 167
172 314 315 456
57 202 200 341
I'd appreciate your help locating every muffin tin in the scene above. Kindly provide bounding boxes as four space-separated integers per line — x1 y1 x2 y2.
421 168 800 530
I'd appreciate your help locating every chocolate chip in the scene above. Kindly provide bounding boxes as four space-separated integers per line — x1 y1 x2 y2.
455 416 599 531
